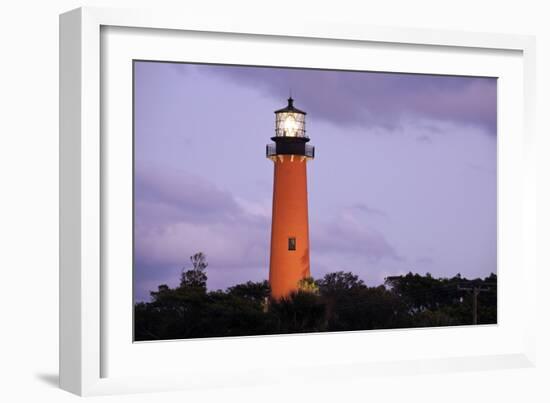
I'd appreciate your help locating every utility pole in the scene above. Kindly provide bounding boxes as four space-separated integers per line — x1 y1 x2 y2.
457 285 491 325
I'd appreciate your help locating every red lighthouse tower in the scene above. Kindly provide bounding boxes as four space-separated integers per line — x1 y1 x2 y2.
266 98 315 299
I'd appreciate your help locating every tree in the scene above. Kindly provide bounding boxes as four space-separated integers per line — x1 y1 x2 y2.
227 280 270 302
316 271 366 296
179 252 208 291
385 271 455 312
297 276 319 294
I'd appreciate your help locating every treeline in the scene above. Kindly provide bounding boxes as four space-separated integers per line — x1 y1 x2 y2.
134 253 497 341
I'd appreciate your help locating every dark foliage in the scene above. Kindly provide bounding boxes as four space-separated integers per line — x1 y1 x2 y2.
135 254 497 341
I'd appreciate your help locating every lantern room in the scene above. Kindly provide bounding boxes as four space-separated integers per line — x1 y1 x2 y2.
274 97 307 138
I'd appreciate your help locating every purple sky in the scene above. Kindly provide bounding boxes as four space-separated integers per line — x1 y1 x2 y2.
134 61 497 302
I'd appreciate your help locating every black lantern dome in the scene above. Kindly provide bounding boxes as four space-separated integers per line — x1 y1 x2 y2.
267 98 315 159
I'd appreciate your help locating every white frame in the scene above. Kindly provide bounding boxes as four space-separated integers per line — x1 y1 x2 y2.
60 6 537 396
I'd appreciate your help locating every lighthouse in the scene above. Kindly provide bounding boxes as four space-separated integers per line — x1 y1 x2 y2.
266 97 315 299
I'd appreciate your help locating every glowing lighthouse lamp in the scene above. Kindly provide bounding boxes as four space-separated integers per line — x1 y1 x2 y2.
266 98 315 299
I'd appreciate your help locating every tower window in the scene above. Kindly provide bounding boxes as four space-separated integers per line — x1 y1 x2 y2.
288 237 296 251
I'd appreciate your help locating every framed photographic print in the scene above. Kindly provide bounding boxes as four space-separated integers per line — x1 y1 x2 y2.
60 6 537 396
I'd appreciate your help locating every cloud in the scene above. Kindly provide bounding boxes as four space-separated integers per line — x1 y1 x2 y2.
135 220 269 269
134 167 270 272
179 64 497 135
415 135 433 144
135 167 243 225
349 202 388 218
312 215 401 263
134 165 403 299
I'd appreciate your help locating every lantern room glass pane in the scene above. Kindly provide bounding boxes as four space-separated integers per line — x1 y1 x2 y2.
275 112 306 137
